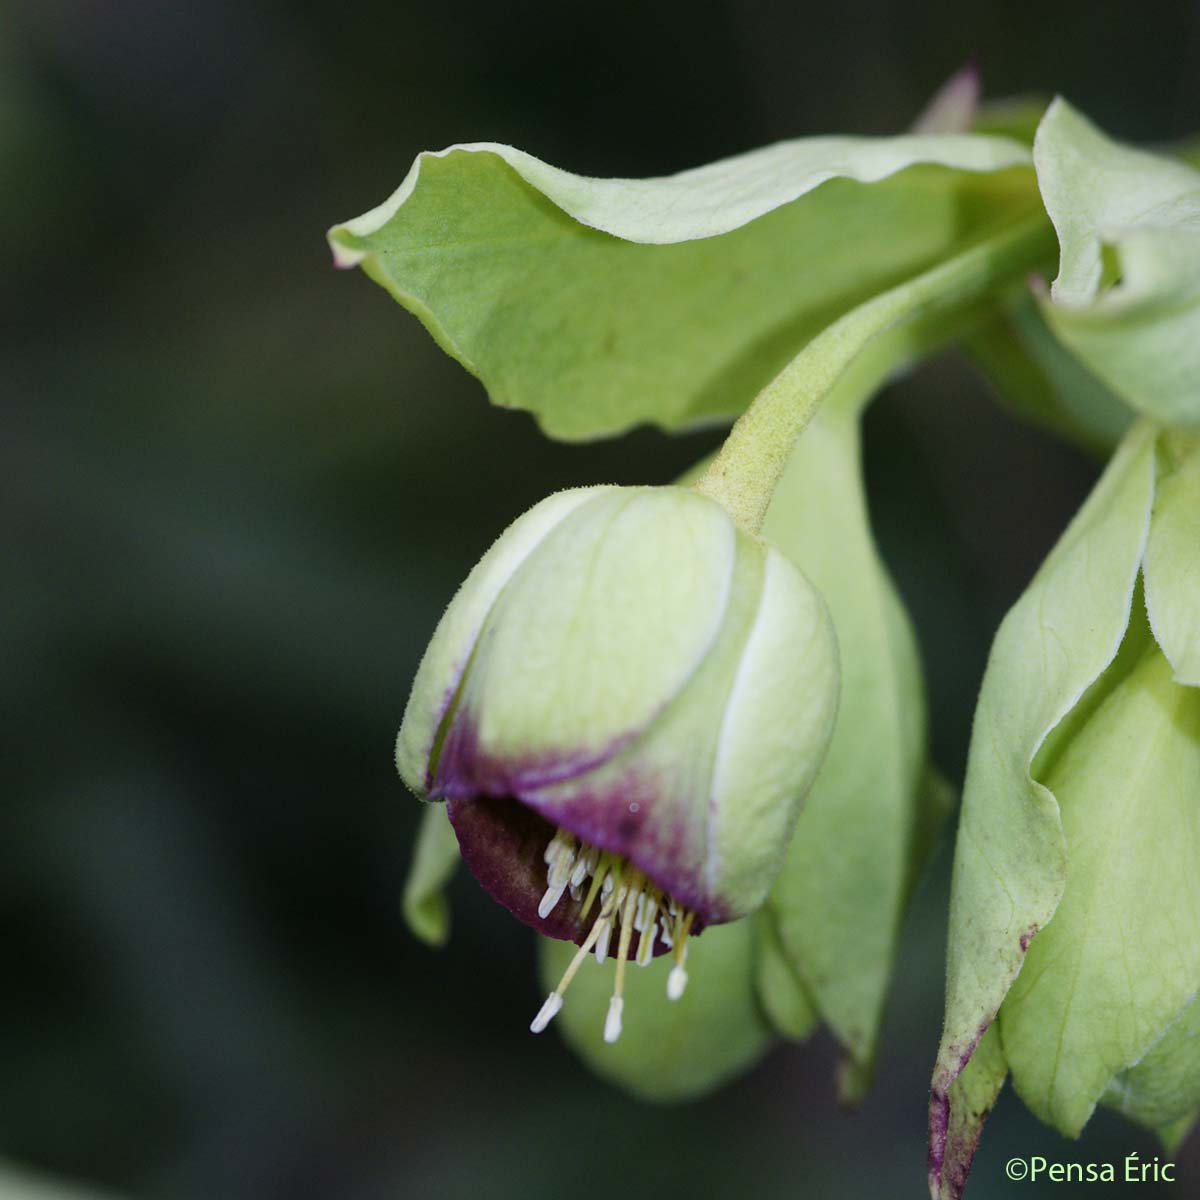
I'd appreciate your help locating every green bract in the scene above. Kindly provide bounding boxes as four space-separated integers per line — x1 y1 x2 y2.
930 423 1200 1199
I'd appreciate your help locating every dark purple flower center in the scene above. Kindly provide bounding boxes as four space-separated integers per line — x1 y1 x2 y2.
445 794 702 1044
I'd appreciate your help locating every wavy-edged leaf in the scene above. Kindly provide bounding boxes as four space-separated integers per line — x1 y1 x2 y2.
1035 99 1200 430
930 420 1157 1199
329 136 1036 440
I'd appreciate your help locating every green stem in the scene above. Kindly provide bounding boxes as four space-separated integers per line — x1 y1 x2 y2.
694 213 1058 533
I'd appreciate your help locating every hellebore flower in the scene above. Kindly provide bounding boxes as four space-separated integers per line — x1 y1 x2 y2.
397 484 839 1044
930 422 1200 1199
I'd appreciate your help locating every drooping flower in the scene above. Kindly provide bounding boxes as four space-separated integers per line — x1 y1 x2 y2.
397 483 839 1043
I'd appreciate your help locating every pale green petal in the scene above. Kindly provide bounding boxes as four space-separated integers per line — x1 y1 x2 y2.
1144 437 1200 685
931 420 1157 1196
518 523 769 916
402 803 459 947
463 488 735 763
1103 994 1200 1136
707 545 839 919
329 136 1036 439
538 919 772 1102
1000 640 1200 1135
1034 99 1200 429
397 486 612 792
760 397 926 1072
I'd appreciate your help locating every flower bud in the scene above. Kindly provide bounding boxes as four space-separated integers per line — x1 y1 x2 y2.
398 484 839 1041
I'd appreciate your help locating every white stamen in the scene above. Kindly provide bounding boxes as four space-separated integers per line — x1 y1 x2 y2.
569 881 583 902
530 992 563 1032
633 893 647 931
538 882 568 919
595 921 612 964
637 898 659 965
549 847 575 889
659 916 673 948
544 829 570 865
570 855 590 890
667 965 689 1001
604 996 624 1043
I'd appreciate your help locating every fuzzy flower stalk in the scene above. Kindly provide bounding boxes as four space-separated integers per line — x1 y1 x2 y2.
396 484 839 1044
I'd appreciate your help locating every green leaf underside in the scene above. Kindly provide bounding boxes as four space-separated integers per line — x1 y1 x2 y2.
762 393 927 1072
402 802 460 946
1035 98 1200 429
999 633 1200 1136
931 420 1157 1197
330 137 1037 440
538 916 771 1102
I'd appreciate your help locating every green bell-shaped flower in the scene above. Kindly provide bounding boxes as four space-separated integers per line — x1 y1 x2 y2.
398 483 839 1043
931 423 1200 1199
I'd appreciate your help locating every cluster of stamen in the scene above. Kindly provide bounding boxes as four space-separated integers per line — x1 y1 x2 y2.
530 827 695 1044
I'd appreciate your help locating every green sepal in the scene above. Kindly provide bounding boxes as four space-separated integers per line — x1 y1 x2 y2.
402 803 460 947
752 908 819 1042
537 920 772 1103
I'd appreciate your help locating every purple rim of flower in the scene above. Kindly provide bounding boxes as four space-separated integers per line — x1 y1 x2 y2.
433 715 723 929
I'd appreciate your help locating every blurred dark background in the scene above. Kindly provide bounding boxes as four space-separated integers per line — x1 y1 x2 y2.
5 2 1200 1197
